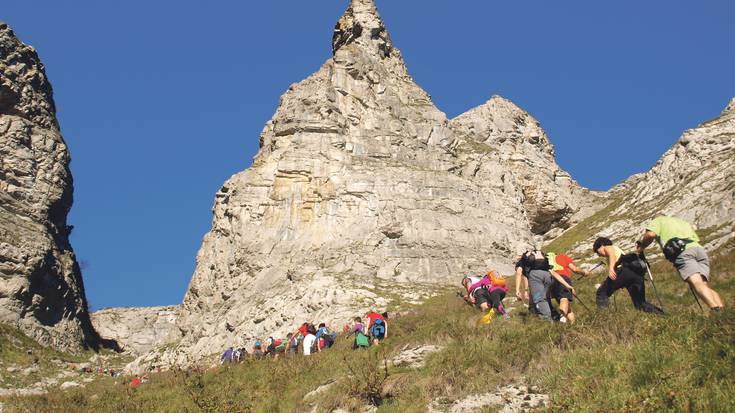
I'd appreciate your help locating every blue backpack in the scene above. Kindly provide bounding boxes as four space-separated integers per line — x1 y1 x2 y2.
371 318 385 339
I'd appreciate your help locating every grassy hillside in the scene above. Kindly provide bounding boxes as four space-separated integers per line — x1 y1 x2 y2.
2 246 733 412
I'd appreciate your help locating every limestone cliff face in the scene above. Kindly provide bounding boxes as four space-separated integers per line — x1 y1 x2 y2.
144 0 588 367
0 22 99 351
92 306 180 354
550 97 735 257
450 96 594 234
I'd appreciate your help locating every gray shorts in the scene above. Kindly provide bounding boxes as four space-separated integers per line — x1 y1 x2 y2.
674 246 710 281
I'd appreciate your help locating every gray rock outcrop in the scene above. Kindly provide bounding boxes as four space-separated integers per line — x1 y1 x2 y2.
143 0 590 368
0 22 99 351
91 306 180 354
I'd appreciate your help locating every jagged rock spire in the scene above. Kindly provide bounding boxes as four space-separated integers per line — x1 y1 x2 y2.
723 97 735 116
332 0 393 59
1 21 101 351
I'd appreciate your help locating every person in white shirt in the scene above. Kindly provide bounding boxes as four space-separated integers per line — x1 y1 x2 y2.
302 327 317 356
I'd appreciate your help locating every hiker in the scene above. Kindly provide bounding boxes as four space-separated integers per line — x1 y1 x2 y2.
251 341 265 359
265 337 285 359
636 216 724 311
284 332 299 356
462 271 509 324
220 347 235 364
236 347 248 362
514 250 575 320
365 311 388 344
302 324 317 356
315 323 337 352
346 317 370 349
593 237 663 313
130 377 142 389
547 252 590 323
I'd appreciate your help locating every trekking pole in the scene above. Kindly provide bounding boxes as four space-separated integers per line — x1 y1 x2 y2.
566 287 592 312
688 284 705 313
643 258 665 311
577 263 603 281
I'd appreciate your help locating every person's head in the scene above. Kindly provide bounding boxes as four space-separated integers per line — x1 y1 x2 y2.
593 237 613 256
254 341 262 349
354 317 362 324
318 323 326 329
381 311 388 319
461 277 471 288
287 333 293 339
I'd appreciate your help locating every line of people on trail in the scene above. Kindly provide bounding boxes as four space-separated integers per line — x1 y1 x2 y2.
462 216 725 323
220 311 390 364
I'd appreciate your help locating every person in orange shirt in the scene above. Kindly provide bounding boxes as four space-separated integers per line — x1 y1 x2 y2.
547 252 589 323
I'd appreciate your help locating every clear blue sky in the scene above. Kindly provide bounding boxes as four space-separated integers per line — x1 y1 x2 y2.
3 1 733 309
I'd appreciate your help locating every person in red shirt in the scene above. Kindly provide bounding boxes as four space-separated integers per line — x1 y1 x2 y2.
365 311 388 344
548 253 589 323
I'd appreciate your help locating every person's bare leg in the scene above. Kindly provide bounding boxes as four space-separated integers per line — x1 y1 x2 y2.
558 298 575 323
712 290 724 308
687 274 723 309
559 298 569 318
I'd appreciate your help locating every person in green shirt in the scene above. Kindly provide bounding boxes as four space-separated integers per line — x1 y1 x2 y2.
637 216 724 311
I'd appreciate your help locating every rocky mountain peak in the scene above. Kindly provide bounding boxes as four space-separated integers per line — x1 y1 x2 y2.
452 95 554 157
332 0 393 60
1 22 99 351
127 2 598 370
0 22 57 131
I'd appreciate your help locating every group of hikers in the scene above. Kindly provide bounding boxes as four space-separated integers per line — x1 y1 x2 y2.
222 215 724 362
220 311 389 364
462 216 725 323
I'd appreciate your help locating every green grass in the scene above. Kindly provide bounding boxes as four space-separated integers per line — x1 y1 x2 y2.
0 324 93 389
2 249 734 412
544 195 620 254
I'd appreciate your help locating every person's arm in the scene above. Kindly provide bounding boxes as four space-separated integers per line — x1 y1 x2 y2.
604 246 618 280
549 270 575 296
568 262 589 277
463 283 476 305
637 230 657 254
384 322 388 339
514 267 524 301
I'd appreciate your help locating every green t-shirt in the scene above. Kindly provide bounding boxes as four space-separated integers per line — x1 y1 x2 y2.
646 216 701 251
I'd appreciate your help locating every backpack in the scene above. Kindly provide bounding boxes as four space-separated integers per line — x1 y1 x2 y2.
522 250 550 274
488 271 506 288
663 238 690 263
322 331 336 348
371 318 386 339
618 253 647 275
355 332 370 348
546 253 564 272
